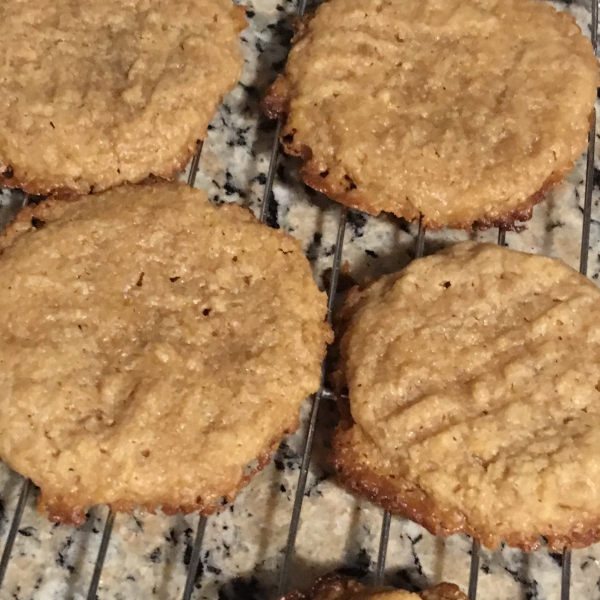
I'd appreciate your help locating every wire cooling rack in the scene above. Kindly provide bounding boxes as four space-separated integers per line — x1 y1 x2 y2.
0 0 598 598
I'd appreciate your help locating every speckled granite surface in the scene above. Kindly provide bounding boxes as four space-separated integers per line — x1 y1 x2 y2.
1 0 600 599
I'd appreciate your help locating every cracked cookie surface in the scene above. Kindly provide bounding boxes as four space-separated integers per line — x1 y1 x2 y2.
333 242 600 551
0 0 244 194
0 182 331 523
264 0 598 229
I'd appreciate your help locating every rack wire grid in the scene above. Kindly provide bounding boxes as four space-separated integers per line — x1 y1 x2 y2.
0 0 599 598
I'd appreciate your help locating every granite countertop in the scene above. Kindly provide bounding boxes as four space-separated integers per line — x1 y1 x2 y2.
1 0 600 598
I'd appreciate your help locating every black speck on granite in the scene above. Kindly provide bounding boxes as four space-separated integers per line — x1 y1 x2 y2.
56 537 74 573
406 534 425 583
502 563 533 592
149 547 162 563
548 551 563 567
165 528 178 544
273 440 300 470
18 526 35 537
224 180 246 198
347 210 367 237
207 563 222 575
545 220 564 232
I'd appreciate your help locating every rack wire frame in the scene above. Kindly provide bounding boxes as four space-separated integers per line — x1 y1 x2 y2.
0 0 598 597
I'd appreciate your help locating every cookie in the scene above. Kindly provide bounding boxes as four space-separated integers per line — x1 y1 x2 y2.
281 573 466 600
263 0 598 229
332 242 600 551
0 182 331 524
0 0 245 195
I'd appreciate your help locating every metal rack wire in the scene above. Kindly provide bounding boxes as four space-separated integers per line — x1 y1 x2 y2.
0 0 598 597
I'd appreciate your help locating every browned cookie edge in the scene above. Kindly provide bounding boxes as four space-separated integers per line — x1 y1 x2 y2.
279 573 467 600
35 413 301 525
330 280 600 553
262 75 590 231
0 136 203 196
279 573 365 600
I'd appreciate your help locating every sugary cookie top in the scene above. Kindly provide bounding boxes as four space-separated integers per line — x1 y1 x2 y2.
265 0 598 228
335 242 600 550
0 0 244 194
0 183 331 523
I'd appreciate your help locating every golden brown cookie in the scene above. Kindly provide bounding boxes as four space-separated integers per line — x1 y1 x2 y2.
332 242 600 551
0 182 331 524
281 573 466 600
0 0 245 195
264 0 598 229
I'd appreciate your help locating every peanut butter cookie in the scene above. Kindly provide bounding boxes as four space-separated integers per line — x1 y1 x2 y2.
281 573 466 600
333 242 600 551
264 0 598 229
0 0 245 195
0 182 331 524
